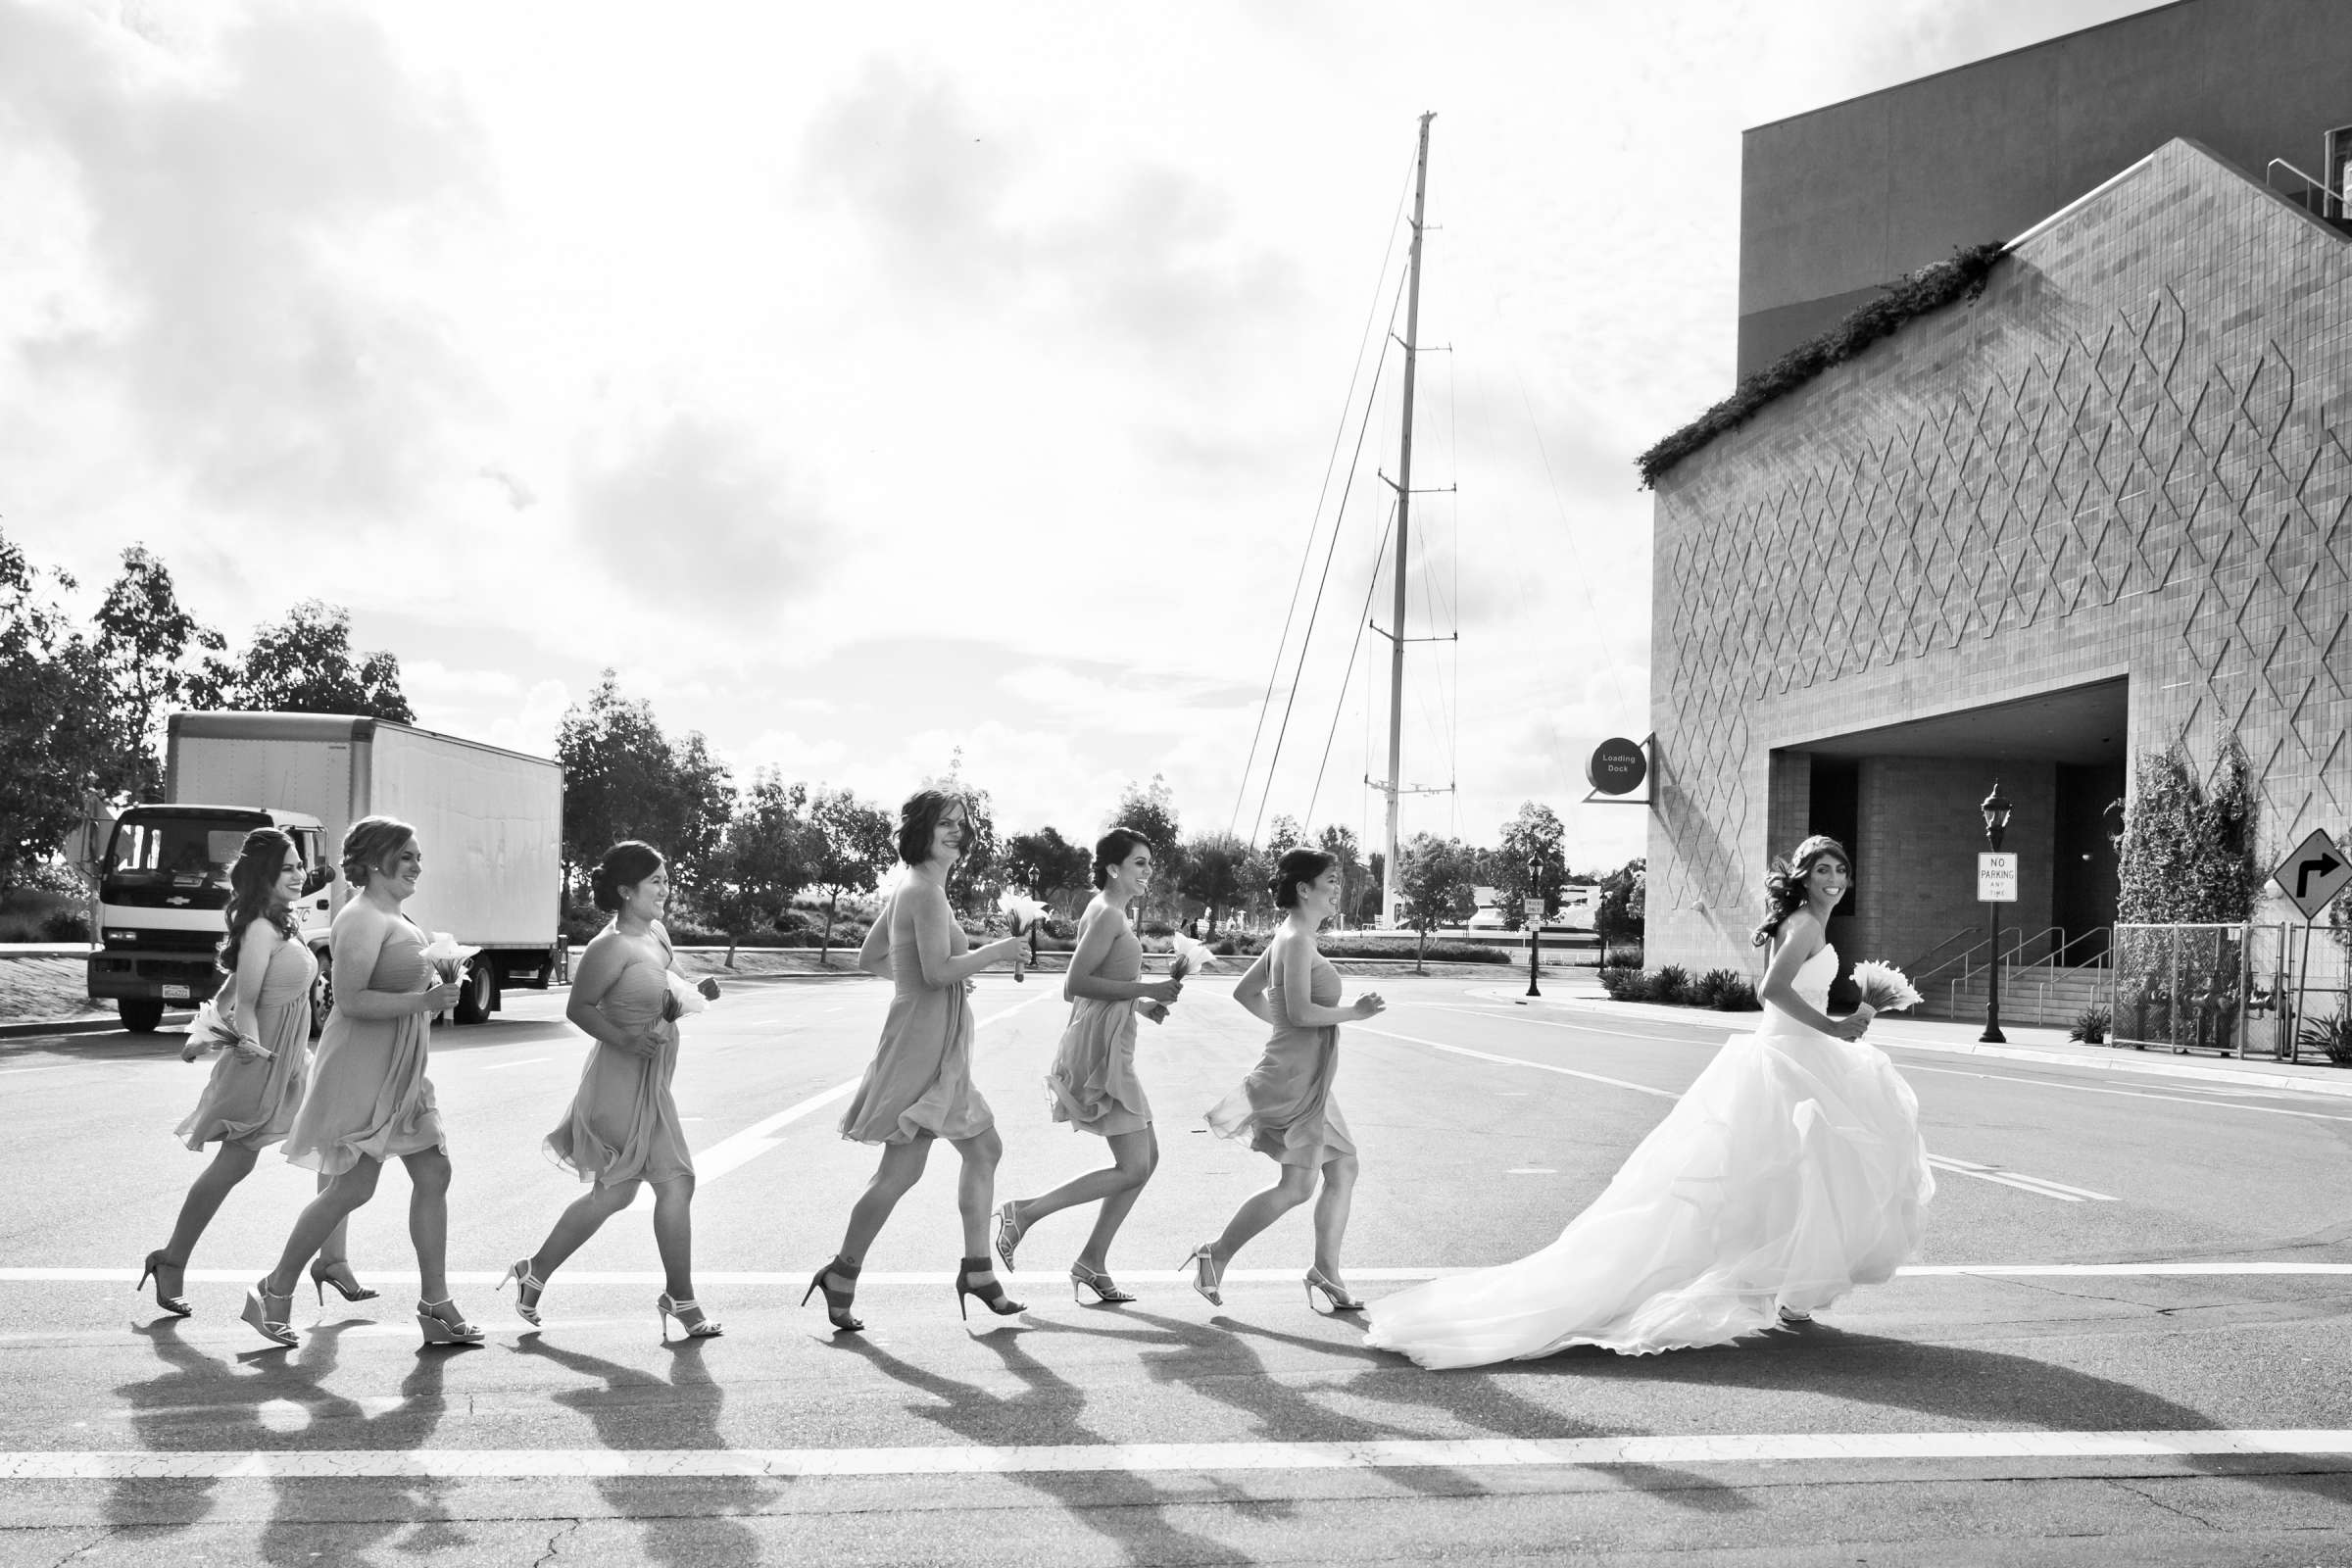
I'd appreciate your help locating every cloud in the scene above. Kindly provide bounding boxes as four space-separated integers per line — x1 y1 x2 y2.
571 411 834 621
0 1 489 520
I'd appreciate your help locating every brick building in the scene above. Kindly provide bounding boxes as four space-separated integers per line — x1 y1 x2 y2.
1643 2 2352 1010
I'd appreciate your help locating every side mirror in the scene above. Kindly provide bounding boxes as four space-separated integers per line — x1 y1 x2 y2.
303 864 335 897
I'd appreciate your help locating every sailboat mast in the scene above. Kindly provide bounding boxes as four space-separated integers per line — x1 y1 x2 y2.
1381 111 1433 930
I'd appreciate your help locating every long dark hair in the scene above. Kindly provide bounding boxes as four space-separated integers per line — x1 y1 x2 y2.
1092 825 1152 889
218 828 301 973
1751 834 1852 949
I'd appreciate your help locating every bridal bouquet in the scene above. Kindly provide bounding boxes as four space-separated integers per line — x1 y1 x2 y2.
1848 960 1923 1020
417 932 478 986
1168 934 1217 983
998 891 1045 983
662 971 716 1021
180 993 262 1061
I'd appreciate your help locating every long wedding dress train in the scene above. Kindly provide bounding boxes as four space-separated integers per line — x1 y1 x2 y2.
1363 945 1933 1367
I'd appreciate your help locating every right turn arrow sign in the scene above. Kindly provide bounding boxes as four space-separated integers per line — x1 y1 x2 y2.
2275 827 2352 921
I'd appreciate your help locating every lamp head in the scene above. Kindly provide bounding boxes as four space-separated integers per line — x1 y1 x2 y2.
1981 779 2013 846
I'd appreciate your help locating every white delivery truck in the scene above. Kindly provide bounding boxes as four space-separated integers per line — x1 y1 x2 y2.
87 711 564 1034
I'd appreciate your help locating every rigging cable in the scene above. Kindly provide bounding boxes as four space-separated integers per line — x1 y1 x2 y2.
1228 152 1419 842
1303 501 1396 830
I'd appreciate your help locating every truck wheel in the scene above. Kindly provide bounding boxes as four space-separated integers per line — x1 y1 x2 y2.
119 999 166 1034
454 957 498 1025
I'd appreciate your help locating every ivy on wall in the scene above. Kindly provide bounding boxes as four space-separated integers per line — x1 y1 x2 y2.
2116 743 2260 925
1636 241 2009 491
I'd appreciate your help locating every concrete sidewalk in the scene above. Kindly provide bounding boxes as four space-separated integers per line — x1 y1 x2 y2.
1476 981 2352 1101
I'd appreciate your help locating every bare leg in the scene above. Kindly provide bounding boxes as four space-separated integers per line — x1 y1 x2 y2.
648 1174 696 1303
1074 1128 1159 1273
828 1138 934 1294
313 1171 359 1275
1207 1163 1318 1270
160 1142 262 1282
403 1149 454 1304
952 1127 1006 1291
529 1180 642 1281
1310 1152 1359 1287
261 1157 383 1296
1006 1125 1156 1235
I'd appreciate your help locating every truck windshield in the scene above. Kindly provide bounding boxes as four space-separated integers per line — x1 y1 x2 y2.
104 816 264 888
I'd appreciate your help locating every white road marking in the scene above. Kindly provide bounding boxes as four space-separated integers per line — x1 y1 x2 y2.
483 1057 552 1071
1359 1024 2117 1204
1904 1062 2352 1123
8 1430 2351 1479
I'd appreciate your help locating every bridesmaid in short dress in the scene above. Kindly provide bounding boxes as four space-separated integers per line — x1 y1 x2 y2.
500 840 723 1340
139 828 374 1318
992 826 1185 1303
804 790 1028 1332
245 815 473 1350
1188 847 1385 1313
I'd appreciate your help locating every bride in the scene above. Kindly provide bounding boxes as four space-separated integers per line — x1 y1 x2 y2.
1364 835 1933 1367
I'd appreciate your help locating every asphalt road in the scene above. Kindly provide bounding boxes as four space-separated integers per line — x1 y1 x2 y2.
2 973 2348 1565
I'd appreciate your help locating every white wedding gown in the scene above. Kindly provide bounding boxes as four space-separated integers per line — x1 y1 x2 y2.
1364 945 1934 1367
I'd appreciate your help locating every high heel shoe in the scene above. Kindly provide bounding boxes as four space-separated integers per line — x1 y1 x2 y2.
137 1250 193 1318
1182 1244 1225 1307
416 1298 486 1348
954 1256 1025 1321
657 1293 724 1341
1303 1267 1365 1313
309 1258 379 1304
993 1201 1026 1272
1069 1263 1136 1304
801 1255 863 1334
497 1257 545 1327
240 1279 298 1348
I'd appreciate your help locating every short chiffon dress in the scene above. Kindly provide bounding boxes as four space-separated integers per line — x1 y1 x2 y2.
282 917 447 1176
838 891 995 1145
1364 944 1935 1367
1205 946 1356 1167
174 932 318 1152
1045 917 1152 1137
545 935 693 1186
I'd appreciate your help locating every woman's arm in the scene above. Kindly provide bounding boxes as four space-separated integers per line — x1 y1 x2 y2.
328 908 451 1019
856 901 894 978
908 881 1023 989
1269 934 1381 1027
1230 951 1275 1023
228 922 277 1053
653 919 722 1001
1754 911 1864 1038
564 932 662 1056
1064 906 1180 1004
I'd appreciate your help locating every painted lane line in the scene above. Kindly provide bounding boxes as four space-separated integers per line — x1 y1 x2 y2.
1903 1062 2352 1124
1358 1024 2117 1205
8 1430 2352 1480
11 1262 2346 1288
482 1056 552 1071
634 988 1063 1208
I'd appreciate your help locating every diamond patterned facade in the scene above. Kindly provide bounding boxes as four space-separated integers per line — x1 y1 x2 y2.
1646 140 2352 975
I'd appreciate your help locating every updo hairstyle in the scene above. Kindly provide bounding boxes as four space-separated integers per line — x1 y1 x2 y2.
591 840 665 912
340 815 416 888
1093 826 1152 888
1751 834 1852 949
1270 847 1338 909
897 789 966 867
218 827 302 973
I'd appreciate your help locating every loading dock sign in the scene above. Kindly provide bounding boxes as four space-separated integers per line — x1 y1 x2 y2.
2274 827 2350 922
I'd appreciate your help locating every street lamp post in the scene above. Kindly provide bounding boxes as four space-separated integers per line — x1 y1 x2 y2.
1525 858 1543 999
1980 780 2014 1045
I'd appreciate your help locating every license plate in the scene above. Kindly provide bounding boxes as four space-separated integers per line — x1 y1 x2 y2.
162 985 191 1002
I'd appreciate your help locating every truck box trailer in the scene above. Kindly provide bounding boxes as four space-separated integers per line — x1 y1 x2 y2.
88 711 564 1034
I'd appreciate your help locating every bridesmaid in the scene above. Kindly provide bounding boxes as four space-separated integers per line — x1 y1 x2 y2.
1188 848 1385 1312
991 826 1185 1302
139 828 375 1317
501 841 724 1340
805 790 1029 1332
244 815 471 1349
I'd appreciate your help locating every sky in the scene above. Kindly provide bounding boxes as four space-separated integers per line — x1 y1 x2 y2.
0 0 2160 875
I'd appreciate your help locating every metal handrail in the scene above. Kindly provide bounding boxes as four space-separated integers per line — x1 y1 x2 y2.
1905 925 1984 990
2266 158 2345 220
2011 924 2114 985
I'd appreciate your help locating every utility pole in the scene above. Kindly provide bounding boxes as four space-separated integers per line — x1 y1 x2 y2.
1377 111 1434 930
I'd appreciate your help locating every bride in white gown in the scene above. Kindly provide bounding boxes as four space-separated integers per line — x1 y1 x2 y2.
1364 836 1933 1368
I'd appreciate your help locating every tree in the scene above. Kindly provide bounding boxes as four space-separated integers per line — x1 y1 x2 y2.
1397 832 1473 970
702 771 813 965
1178 831 1251 937
1496 802 1570 930
925 748 1001 915
1264 814 1303 858
92 545 224 802
2116 744 2259 924
1595 857 1647 950
805 786 895 965
0 529 115 890
1111 775 1185 923
1003 826 1093 917
556 671 734 898
1316 823 1365 928
198 600 414 722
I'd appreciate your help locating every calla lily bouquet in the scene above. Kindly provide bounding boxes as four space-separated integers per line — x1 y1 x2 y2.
181 993 263 1061
417 932 479 985
1168 934 1217 983
662 972 714 1020
1849 960 1923 1019
998 891 1046 983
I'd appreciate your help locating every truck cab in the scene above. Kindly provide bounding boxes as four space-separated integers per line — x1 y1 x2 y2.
87 805 333 1034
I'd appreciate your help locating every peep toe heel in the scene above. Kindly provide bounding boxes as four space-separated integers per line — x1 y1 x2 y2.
801 1255 864 1334
1069 1263 1136 1304
657 1293 724 1341
497 1257 546 1327
954 1256 1025 1321
1304 1267 1365 1313
309 1258 378 1304
416 1298 485 1348
137 1250 193 1318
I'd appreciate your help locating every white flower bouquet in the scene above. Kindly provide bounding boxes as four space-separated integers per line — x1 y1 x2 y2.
1848 959 1923 1020
180 993 263 1061
1168 934 1217 983
417 932 479 986
998 891 1045 983
662 971 714 1020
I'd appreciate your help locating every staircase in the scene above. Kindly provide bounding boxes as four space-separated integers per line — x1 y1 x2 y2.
1919 963 2111 1029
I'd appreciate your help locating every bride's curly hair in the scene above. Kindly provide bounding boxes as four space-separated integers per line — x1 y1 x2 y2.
1751 834 1852 949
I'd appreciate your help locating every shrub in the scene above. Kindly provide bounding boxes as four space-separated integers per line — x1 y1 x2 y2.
1598 965 1645 1001
1650 964 1691 1006
1694 969 1758 1010
1604 942 1644 969
40 908 90 942
2299 1012 2352 1065
2068 1004 2111 1045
